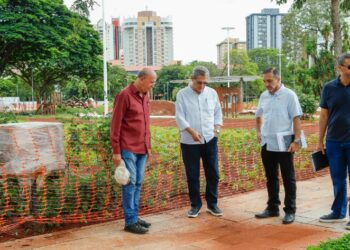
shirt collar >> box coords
[189,85,207,95]
[270,84,285,96]
[130,83,146,95]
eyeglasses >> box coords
[341,64,350,70]
[195,80,207,85]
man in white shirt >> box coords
[255,67,303,224]
[175,66,223,218]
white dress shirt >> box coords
[175,85,223,144]
[256,85,303,152]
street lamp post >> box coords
[278,48,282,80]
[222,27,234,88]
[102,0,108,116]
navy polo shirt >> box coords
[320,77,350,141]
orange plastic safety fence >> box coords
[0,122,326,234]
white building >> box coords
[122,10,174,66]
[217,38,246,69]
[94,20,115,61]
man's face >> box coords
[338,58,350,78]
[263,72,280,94]
[140,74,156,93]
[191,75,207,93]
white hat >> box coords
[114,159,130,185]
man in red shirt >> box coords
[110,68,156,234]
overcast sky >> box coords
[64,0,292,64]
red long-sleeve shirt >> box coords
[110,84,151,154]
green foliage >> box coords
[0,108,17,124]
[189,61,222,77]
[0,0,102,102]
[248,48,284,73]
[108,66,136,98]
[154,64,192,101]
[227,49,259,76]
[307,234,350,250]
[298,93,318,116]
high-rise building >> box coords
[122,10,174,66]
[216,38,246,69]
[246,8,285,51]
[112,18,121,60]
[94,19,116,61]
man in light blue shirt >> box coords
[255,67,303,225]
[175,66,223,218]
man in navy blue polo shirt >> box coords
[318,52,350,230]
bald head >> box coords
[137,68,157,79]
[134,68,157,94]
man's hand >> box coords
[190,131,202,142]
[317,142,325,154]
[112,154,121,166]
[288,142,300,153]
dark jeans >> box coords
[326,140,350,217]
[181,137,219,209]
[261,145,296,214]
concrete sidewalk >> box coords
[0,175,348,250]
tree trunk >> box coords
[331,0,342,57]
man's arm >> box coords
[317,108,328,154]
[175,92,201,142]
[110,94,127,166]
[256,116,262,143]
[288,116,301,153]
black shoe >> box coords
[346,221,350,230]
[255,209,279,219]
[187,207,200,218]
[282,213,295,224]
[138,218,151,228]
[124,223,148,234]
[206,205,223,217]
[319,212,346,223]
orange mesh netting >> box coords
[0,119,326,233]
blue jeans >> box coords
[121,149,147,226]
[326,140,350,217]
[180,137,219,209]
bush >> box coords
[299,93,318,118]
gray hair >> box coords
[263,67,280,78]
[191,66,210,79]
[337,52,350,66]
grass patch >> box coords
[307,234,350,250]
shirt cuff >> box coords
[113,147,121,154]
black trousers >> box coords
[181,137,219,209]
[261,145,296,214]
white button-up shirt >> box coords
[256,85,303,151]
[175,85,223,144]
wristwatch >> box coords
[293,138,302,146]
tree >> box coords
[279,0,331,61]
[0,0,102,103]
[248,48,288,74]
[70,0,97,17]
[108,65,136,98]
[276,0,350,57]
[224,49,263,100]
[154,65,192,101]
[188,61,221,77]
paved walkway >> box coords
[0,175,348,250]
